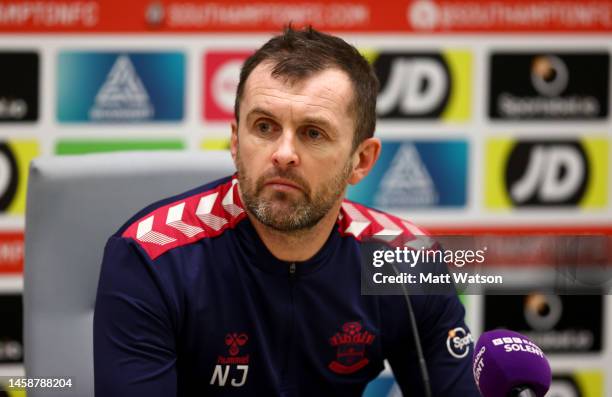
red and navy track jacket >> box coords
[94,175,480,396]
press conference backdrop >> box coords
[1,1,611,396]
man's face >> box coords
[232,62,357,232]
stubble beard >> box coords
[236,151,353,233]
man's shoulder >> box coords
[115,174,247,260]
[338,199,434,249]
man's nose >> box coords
[271,130,300,169]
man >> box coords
[94,27,479,396]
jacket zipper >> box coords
[281,262,297,395]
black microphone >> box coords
[390,262,432,397]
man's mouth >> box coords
[264,178,303,192]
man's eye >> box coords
[256,122,272,134]
[306,128,322,140]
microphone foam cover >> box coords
[473,329,551,397]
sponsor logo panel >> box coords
[484,293,603,354]
[0,232,23,274]
[203,51,252,122]
[0,52,38,122]
[371,50,471,120]
[0,140,39,214]
[489,53,609,120]
[485,138,607,208]
[0,294,23,364]
[55,139,184,155]
[57,52,184,122]
[347,140,468,208]
[201,138,231,151]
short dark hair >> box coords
[234,26,379,149]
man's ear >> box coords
[348,137,381,185]
[230,121,238,163]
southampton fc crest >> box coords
[328,321,376,374]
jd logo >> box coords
[374,53,450,118]
[505,141,588,206]
[0,143,18,211]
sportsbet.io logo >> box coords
[531,55,568,97]
[446,327,473,359]
[484,294,603,354]
[489,53,609,120]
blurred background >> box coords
[0,0,611,395]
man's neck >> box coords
[246,201,343,262]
